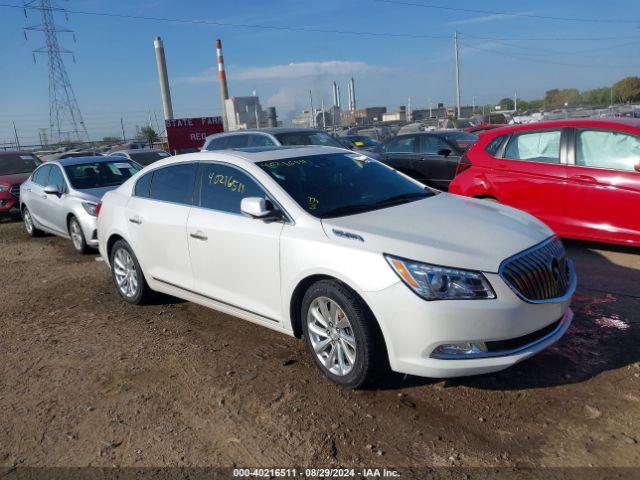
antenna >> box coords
[24,0,89,143]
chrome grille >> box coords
[10,185,20,197]
[499,237,575,303]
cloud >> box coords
[449,12,531,25]
[236,60,383,81]
[173,60,385,85]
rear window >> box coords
[129,151,170,166]
[0,154,40,175]
[63,161,140,190]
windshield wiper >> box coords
[320,192,429,218]
[372,191,430,207]
[320,203,380,218]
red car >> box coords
[0,151,41,219]
[449,118,640,247]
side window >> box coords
[485,135,508,157]
[419,135,452,155]
[205,136,229,151]
[199,163,265,214]
[148,163,197,205]
[47,166,67,192]
[247,135,276,147]
[386,136,415,153]
[225,135,249,149]
[134,171,152,198]
[32,165,52,186]
[577,129,640,171]
[503,130,561,164]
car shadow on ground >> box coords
[382,241,640,391]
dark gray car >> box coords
[202,128,345,151]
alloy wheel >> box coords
[70,219,83,251]
[113,247,139,298]
[23,210,33,235]
[307,296,357,376]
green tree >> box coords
[498,97,515,110]
[544,88,580,108]
[140,126,159,146]
[612,76,640,103]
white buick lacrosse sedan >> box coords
[97,146,575,388]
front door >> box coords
[187,162,284,322]
[414,135,460,190]
[565,128,640,244]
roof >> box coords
[57,155,135,166]
[487,117,640,135]
[139,145,350,169]
[111,148,167,154]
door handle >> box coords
[129,216,142,224]
[570,174,597,183]
[190,231,208,241]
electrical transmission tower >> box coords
[24,0,89,143]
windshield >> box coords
[275,131,344,148]
[257,153,435,218]
[345,136,379,148]
[63,161,140,190]
[129,151,170,166]
[0,154,40,175]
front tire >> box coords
[22,206,43,237]
[109,239,153,305]
[301,280,386,389]
[69,216,89,254]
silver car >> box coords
[20,156,141,253]
[109,148,171,166]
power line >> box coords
[373,0,640,24]
[2,2,640,42]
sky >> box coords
[1,0,639,144]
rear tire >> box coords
[69,216,89,254]
[301,280,387,389]
[22,206,43,237]
[109,239,154,305]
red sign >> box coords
[165,116,223,151]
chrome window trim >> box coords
[498,236,577,304]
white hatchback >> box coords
[97,146,575,388]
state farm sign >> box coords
[165,116,223,151]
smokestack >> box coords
[337,85,341,108]
[332,81,340,108]
[216,39,230,131]
[154,37,173,120]
[349,77,356,111]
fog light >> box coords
[432,342,487,358]
[0,200,7,206]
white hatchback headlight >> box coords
[82,202,98,217]
[385,254,496,301]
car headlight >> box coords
[0,185,9,192]
[385,254,496,300]
[82,202,98,217]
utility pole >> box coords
[454,31,461,118]
[321,99,326,129]
[12,122,21,150]
[309,90,315,128]
[514,91,518,112]
[429,98,432,118]
[120,118,126,142]
[472,95,476,112]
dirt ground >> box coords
[1,219,639,474]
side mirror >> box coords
[43,184,60,196]
[241,197,280,220]
[635,164,640,173]
[438,148,453,157]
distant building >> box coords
[340,107,387,126]
[225,96,268,131]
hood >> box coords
[321,193,553,273]
[73,186,118,203]
[0,172,32,186]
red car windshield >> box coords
[0,154,40,176]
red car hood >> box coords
[0,172,31,186]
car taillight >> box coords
[455,154,472,176]
[95,202,102,217]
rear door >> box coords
[488,128,568,233]
[26,164,52,225]
[565,128,640,244]
[414,134,460,190]
[381,135,420,178]
[40,165,69,234]
[125,163,198,289]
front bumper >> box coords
[77,213,99,247]
[0,194,20,217]
[364,273,573,378]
